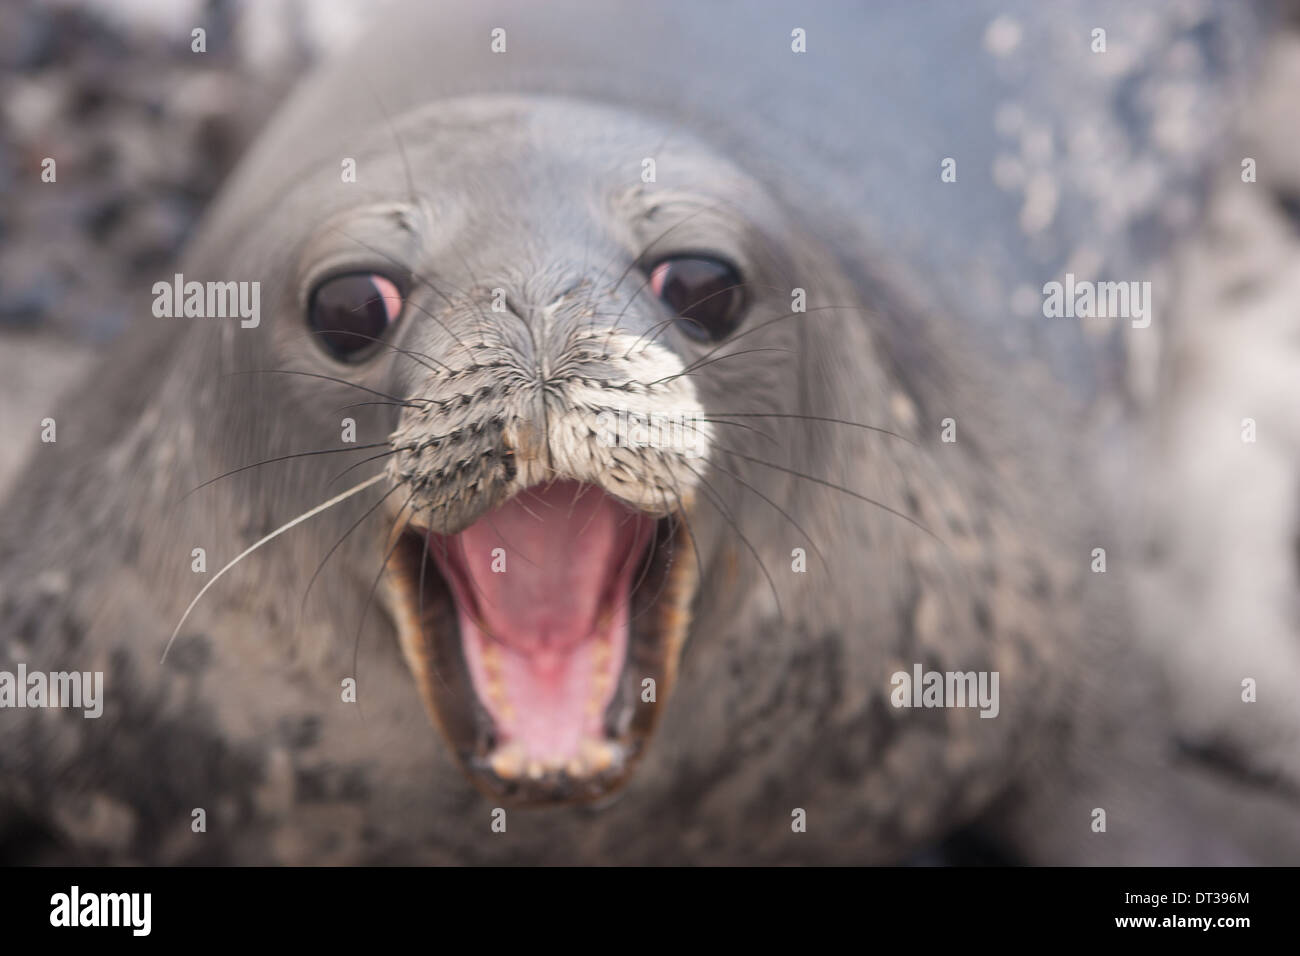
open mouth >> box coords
[389,480,697,804]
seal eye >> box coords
[648,256,745,342]
[307,273,404,362]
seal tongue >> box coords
[430,483,654,768]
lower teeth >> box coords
[485,738,623,781]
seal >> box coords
[2,0,1297,864]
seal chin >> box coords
[389,480,697,805]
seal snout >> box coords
[382,329,710,803]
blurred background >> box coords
[0,0,384,495]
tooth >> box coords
[579,739,616,773]
[544,755,567,773]
[527,760,545,780]
[489,743,527,780]
[566,758,585,777]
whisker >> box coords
[332,400,414,414]
[622,280,785,357]
[698,417,779,445]
[708,412,915,446]
[602,268,661,355]
[566,481,598,520]
[643,347,792,387]
[705,454,828,569]
[720,446,942,543]
[351,492,418,712]
[306,323,455,376]
[362,75,418,205]
[606,202,729,302]
[593,202,730,356]
[180,442,390,503]
[678,303,867,383]
[332,227,474,352]
[415,521,455,696]
[326,447,401,489]
[227,368,414,405]
[663,484,707,593]
[300,481,404,619]
[624,316,677,357]
[451,527,502,623]
[614,510,674,625]
[162,472,386,663]
[684,463,783,620]
[625,509,678,625]
[484,509,543,572]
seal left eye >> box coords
[307,273,404,362]
[649,255,746,342]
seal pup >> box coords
[1,0,1297,864]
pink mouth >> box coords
[429,482,656,777]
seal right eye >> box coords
[307,273,404,362]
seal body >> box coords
[2,0,1296,864]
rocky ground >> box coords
[0,0,377,494]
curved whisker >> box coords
[706,453,827,569]
[662,484,707,599]
[681,460,783,620]
[351,491,419,715]
[180,442,390,503]
[720,446,942,544]
[300,480,404,620]
[685,303,870,373]
[643,347,792,387]
[305,322,456,376]
[162,472,387,663]
[623,280,789,357]
[331,226,473,352]
[227,368,415,405]
[698,417,779,445]
[709,412,915,446]
[327,447,402,489]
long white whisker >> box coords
[161,472,387,663]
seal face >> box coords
[381,315,711,802]
[278,95,815,804]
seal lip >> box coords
[388,483,698,805]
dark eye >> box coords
[307,273,404,362]
[648,256,746,342]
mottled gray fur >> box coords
[1,1,1296,863]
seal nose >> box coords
[503,417,547,470]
